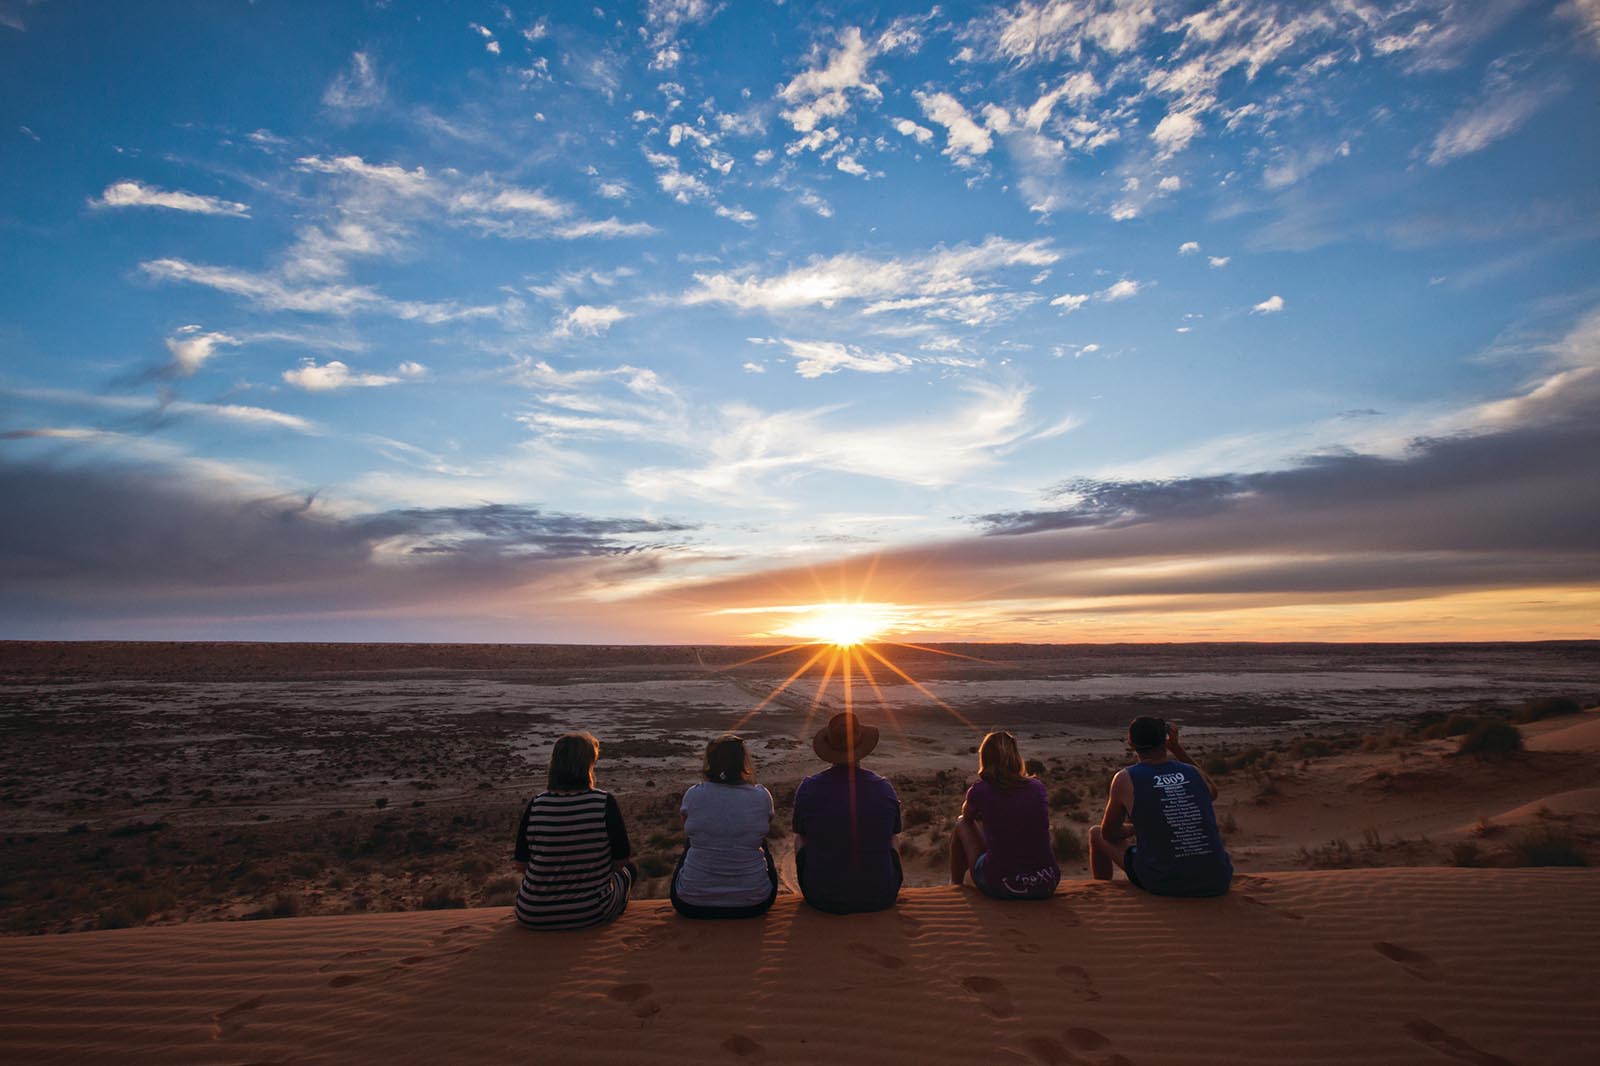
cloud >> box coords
[162,326,239,376]
[553,305,629,338]
[1208,255,1230,268]
[989,0,1161,63]
[892,118,934,144]
[779,26,882,135]
[1252,294,1285,314]
[1101,278,1142,301]
[681,236,1058,325]
[625,380,1035,500]
[282,359,403,391]
[1052,279,1142,312]
[1179,241,1200,255]
[1427,64,1553,166]
[913,91,994,167]
[89,180,249,217]
[776,339,914,378]
[0,454,693,625]
[644,0,722,69]
[323,51,384,111]
[1051,293,1090,313]
[1151,110,1201,155]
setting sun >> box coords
[777,603,895,647]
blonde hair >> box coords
[978,731,1029,791]
[547,732,599,791]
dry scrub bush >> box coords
[1511,827,1589,867]
[1052,826,1085,864]
[1457,720,1523,757]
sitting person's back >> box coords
[793,713,902,914]
[1091,716,1232,898]
[672,734,778,919]
[513,732,636,930]
[949,731,1060,900]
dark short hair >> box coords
[1129,716,1168,753]
[547,732,599,791]
[704,733,753,785]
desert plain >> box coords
[2,639,1598,1065]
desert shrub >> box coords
[1360,729,1407,752]
[1299,838,1355,868]
[244,892,303,920]
[1220,810,1239,834]
[637,853,673,878]
[96,906,136,929]
[420,885,467,909]
[1288,737,1334,759]
[456,856,492,878]
[903,803,934,828]
[482,876,518,906]
[120,888,177,921]
[1052,826,1085,863]
[1201,755,1230,777]
[1417,713,1486,740]
[1516,696,1582,723]
[1025,759,1047,777]
[1049,786,1080,809]
[374,797,388,809]
[108,821,166,838]
[1449,841,1484,867]
[1458,720,1523,757]
[1511,827,1589,867]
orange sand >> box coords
[3,868,1596,1065]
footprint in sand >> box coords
[318,948,379,973]
[1374,942,1441,982]
[607,981,662,1018]
[1176,964,1225,986]
[847,942,907,970]
[210,994,264,1039]
[1064,1027,1111,1051]
[1237,894,1306,921]
[397,946,475,967]
[1023,1035,1071,1065]
[961,975,1014,1018]
[722,1033,764,1057]
[1053,964,1102,1002]
[999,926,1044,954]
[327,974,364,988]
[1404,1018,1518,1066]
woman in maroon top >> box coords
[949,731,1060,900]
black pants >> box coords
[795,846,903,915]
[670,843,779,920]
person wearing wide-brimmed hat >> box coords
[791,712,903,914]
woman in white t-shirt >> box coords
[670,734,779,919]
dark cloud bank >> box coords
[0,458,693,628]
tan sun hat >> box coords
[812,712,880,765]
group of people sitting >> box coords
[512,711,1233,931]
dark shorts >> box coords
[796,846,903,914]
[670,844,778,920]
[1122,845,1145,890]
[973,853,1060,900]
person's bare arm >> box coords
[1167,726,1217,800]
[1099,770,1134,843]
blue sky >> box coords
[2,0,1598,642]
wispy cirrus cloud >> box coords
[89,180,249,217]
[680,237,1059,327]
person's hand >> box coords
[1167,723,1181,746]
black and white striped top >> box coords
[513,789,632,929]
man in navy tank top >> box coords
[1090,716,1232,897]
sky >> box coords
[1,0,1598,644]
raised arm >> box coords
[1167,726,1217,800]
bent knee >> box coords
[1089,825,1104,844]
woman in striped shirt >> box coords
[513,732,636,930]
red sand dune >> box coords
[3,868,1596,1065]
